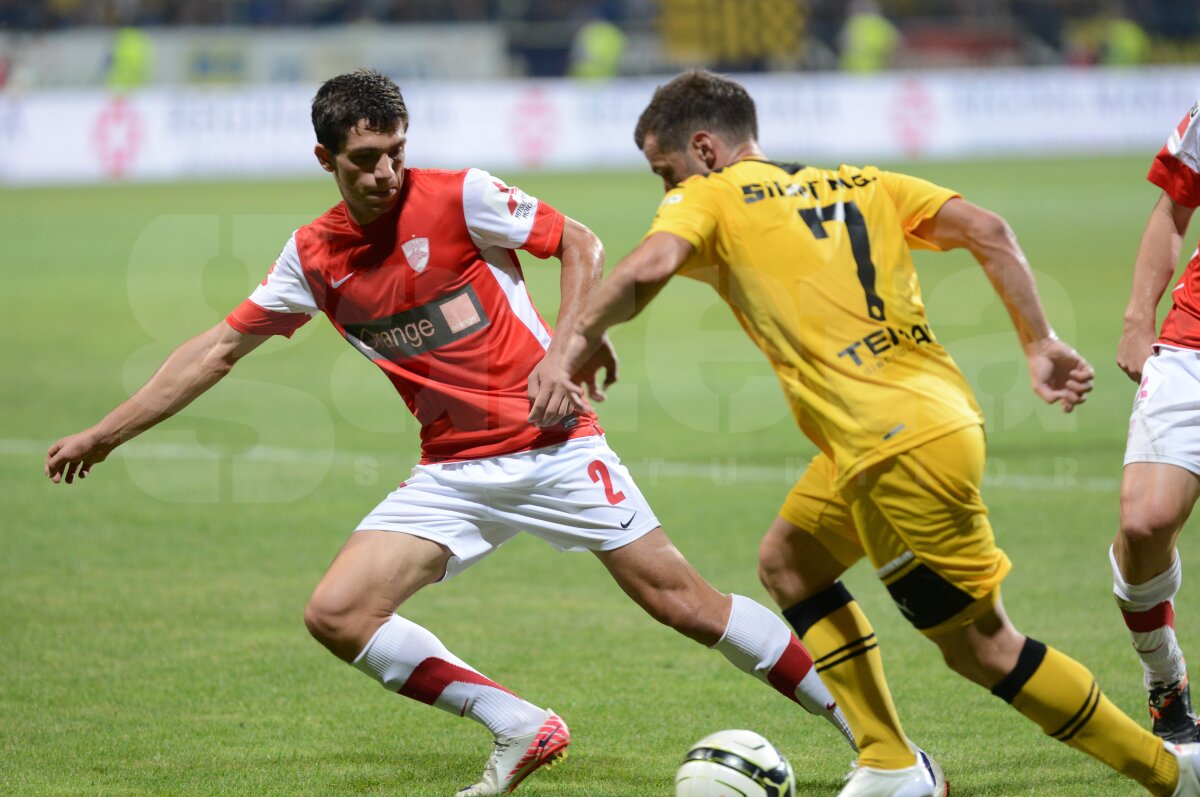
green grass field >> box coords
[2,154,1189,796]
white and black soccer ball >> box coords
[675,729,796,797]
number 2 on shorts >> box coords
[587,459,627,505]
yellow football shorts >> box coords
[779,425,1011,636]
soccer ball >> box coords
[675,729,796,797]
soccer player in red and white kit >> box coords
[43,70,852,795]
[1114,100,1200,744]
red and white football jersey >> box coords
[1149,101,1200,350]
[226,168,601,462]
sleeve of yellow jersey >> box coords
[877,170,962,252]
[643,178,718,275]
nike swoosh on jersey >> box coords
[620,511,637,529]
[331,272,356,288]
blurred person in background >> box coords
[839,0,899,73]
[568,7,627,80]
[1100,2,1151,66]
[105,25,153,90]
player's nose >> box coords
[374,154,396,184]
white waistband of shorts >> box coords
[1154,343,1200,356]
[420,433,606,471]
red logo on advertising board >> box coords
[510,86,559,169]
[92,97,143,179]
[889,78,936,158]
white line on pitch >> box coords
[7,437,1120,492]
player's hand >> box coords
[45,430,114,484]
[527,351,589,428]
[574,334,619,403]
[1026,336,1095,413]
[1116,320,1157,384]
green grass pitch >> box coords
[2,154,1187,795]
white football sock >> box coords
[1111,546,1187,689]
[713,594,790,677]
[353,615,546,738]
[713,594,853,746]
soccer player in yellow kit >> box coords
[536,70,1200,796]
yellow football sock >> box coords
[992,638,1178,796]
[784,583,915,769]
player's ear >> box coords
[314,144,336,173]
[691,132,717,170]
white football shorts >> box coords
[356,435,661,579]
[1125,345,1200,475]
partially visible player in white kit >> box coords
[1114,100,1200,744]
[43,70,851,795]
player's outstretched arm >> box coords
[577,231,694,346]
[1117,192,1194,383]
[557,232,695,410]
[913,197,1095,412]
[45,321,270,484]
[528,216,606,427]
[529,231,693,420]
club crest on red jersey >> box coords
[402,237,430,273]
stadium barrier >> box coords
[0,25,508,87]
[3,66,1199,185]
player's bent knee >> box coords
[304,589,386,660]
[302,596,345,647]
[1119,510,1183,550]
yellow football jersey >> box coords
[647,159,984,488]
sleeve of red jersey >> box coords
[461,168,565,258]
[226,234,319,338]
[1148,102,1200,209]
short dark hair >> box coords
[634,70,758,154]
[312,69,408,153]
